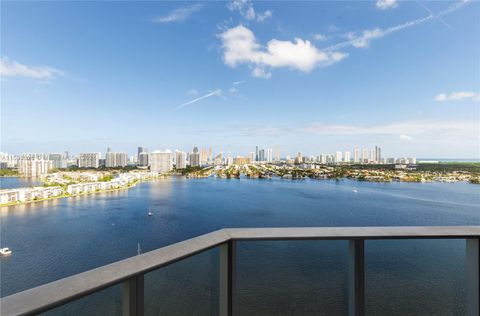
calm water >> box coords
[1,178,479,315]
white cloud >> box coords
[313,34,329,41]
[153,3,203,23]
[177,89,222,109]
[301,120,478,141]
[232,80,245,85]
[435,91,480,102]
[376,0,398,10]
[228,0,272,22]
[399,134,414,141]
[326,1,469,51]
[0,56,63,80]
[219,25,347,78]
[228,87,238,94]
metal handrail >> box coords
[1,226,479,316]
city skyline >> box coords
[1,1,479,158]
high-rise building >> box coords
[362,149,368,163]
[344,151,351,163]
[266,148,273,162]
[273,146,280,162]
[294,152,303,164]
[48,153,67,169]
[138,147,149,166]
[375,146,381,164]
[150,151,173,173]
[255,146,259,162]
[258,149,265,162]
[354,147,360,163]
[175,151,187,169]
[78,153,100,168]
[226,156,233,166]
[335,151,342,163]
[189,147,200,167]
[18,157,53,176]
[214,152,223,165]
[370,149,376,163]
[106,151,127,167]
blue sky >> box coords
[1,0,479,158]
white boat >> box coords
[352,189,358,193]
[148,211,153,216]
[0,247,12,256]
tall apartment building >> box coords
[266,148,273,162]
[273,146,280,162]
[138,147,149,166]
[175,151,187,169]
[335,151,342,163]
[362,149,368,163]
[150,151,173,174]
[48,153,67,169]
[258,149,265,162]
[344,151,351,163]
[189,147,200,167]
[18,157,53,176]
[370,149,376,163]
[78,153,100,168]
[354,147,360,163]
[0,152,18,168]
[106,152,127,167]
[375,146,381,163]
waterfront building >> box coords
[105,151,127,167]
[273,146,280,162]
[138,147,149,166]
[375,146,381,163]
[18,157,53,176]
[234,156,251,165]
[362,149,368,163]
[175,151,187,169]
[266,148,273,162]
[226,156,233,166]
[370,149,376,163]
[249,152,255,163]
[199,148,211,165]
[354,147,360,163]
[294,152,303,164]
[255,146,259,162]
[258,149,265,162]
[344,151,351,163]
[189,147,200,167]
[78,153,100,168]
[48,153,67,169]
[335,151,342,163]
[150,150,173,174]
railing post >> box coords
[123,274,144,316]
[219,240,236,316]
[467,238,479,316]
[349,239,365,316]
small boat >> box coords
[352,189,358,193]
[148,211,153,216]
[0,247,12,256]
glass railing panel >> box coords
[365,239,466,315]
[235,240,349,316]
[144,247,219,315]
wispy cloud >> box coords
[300,120,478,141]
[313,34,329,41]
[154,3,203,23]
[376,0,398,10]
[435,91,480,102]
[228,0,272,22]
[400,134,414,141]
[177,89,222,109]
[219,25,347,78]
[326,0,469,51]
[233,80,245,85]
[0,56,63,80]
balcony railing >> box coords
[1,226,479,316]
